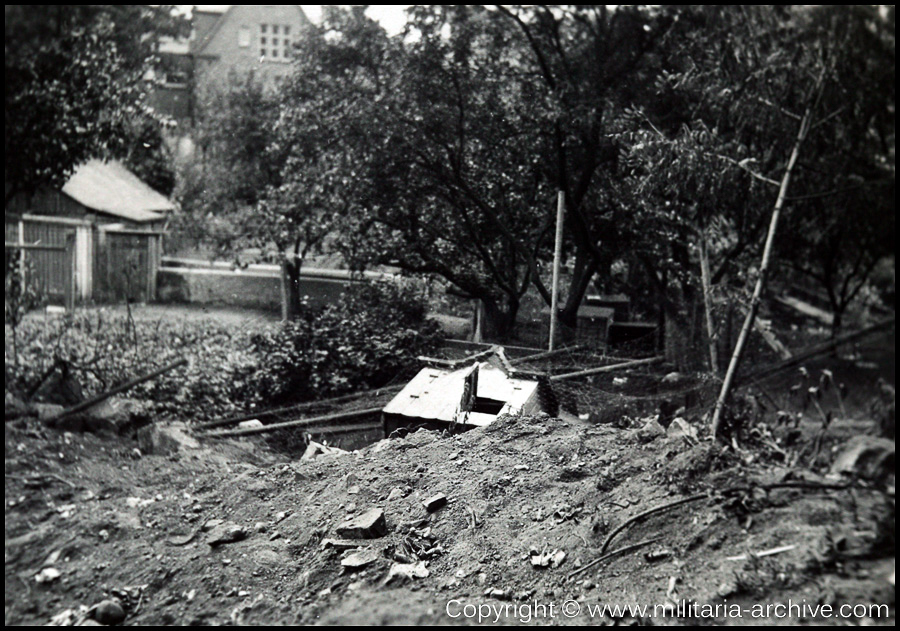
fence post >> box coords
[64,232,76,312]
[18,219,26,287]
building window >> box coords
[259,24,293,61]
[238,26,250,47]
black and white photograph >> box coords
[5,5,894,626]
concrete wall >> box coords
[156,266,360,312]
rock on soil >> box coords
[335,508,387,539]
[93,599,126,625]
[830,435,895,483]
[206,522,247,546]
[422,493,448,513]
[136,423,200,455]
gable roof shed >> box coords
[62,160,174,223]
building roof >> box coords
[192,5,310,56]
[62,160,174,223]
[383,362,541,428]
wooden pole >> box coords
[549,190,565,351]
[193,385,404,431]
[740,318,894,385]
[698,230,718,373]
[200,407,383,438]
[711,71,824,439]
[64,232,76,312]
[46,358,188,424]
[509,344,587,365]
[549,355,665,382]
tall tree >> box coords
[5,5,187,208]
[271,5,673,335]
[611,5,894,436]
[776,6,894,336]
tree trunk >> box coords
[481,294,520,341]
[281,255,303,321]
[559,251,599,330]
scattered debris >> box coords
[137,423,200,455]
[93,599,126,625]
[644,547,673,563]
[35,567,62,583]
[485,587,512,600]
[202,518,225,532]
[552,503,584,523]
[568,538,663,580]
[830,435,894,483]
[666,418,698,441]
[726,544,797,562]
[302,440,350,461]
[238,419,264,429]
[633,417,666,442]
[166,530,199,547]
[530,548,566,568]
[47,606,90,626]
[322,538,365,552]
[386,561,430,582]
[387,488,404,501]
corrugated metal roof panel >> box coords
[62,160,174,223]
[383,363,540,425]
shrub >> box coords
[5,280,443,420]
[5,310,263,420]
[245,280,443,405]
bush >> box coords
[5,310,262,420]
[245,280,444,405]
[5,280,443,420]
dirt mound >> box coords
[4,411,894,625]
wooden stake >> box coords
[509,344,587,365]
[193,385,404,431]
[200,407,383,438]
[549,190,565,351]
[699,230,718,373]
[46,358,188,424]
[711,70,825,440]
[549,355,664,382]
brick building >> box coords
[147,5,311,124]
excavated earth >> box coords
[4,405,895,625]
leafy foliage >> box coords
[171,72,284,266]
[5,254,43,372]
[245,280,443,405]
[616,5,894,368]
[4,5,187,208]
[270,6,675,337]
[5,281,441,419]
[5,310,259,419]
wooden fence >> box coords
[5,216,163,305]
[5,237,76,310]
